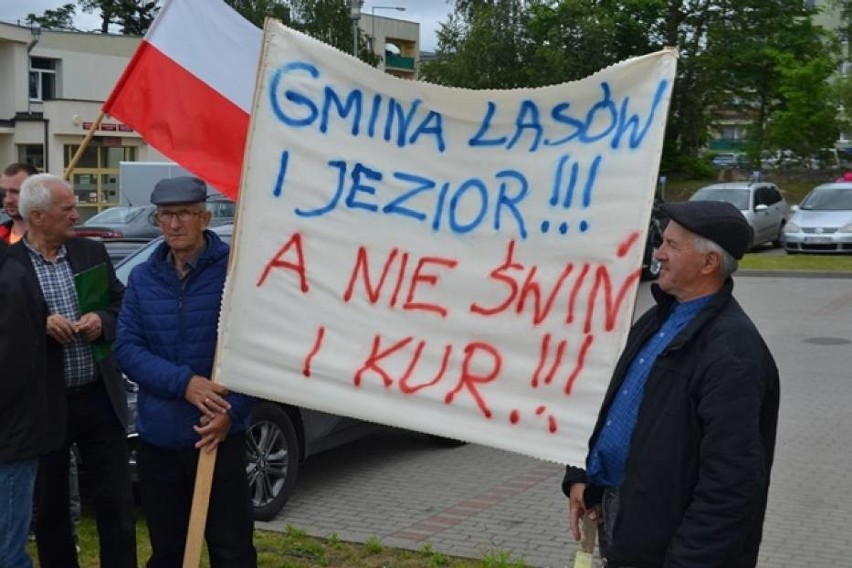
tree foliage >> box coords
[79,0,160,35]
[287,0,379,65]
[26,3,78,31]
[224,0,292,27]
[423,0,841,172]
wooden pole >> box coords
[63,111,106,180]
[182,447,219,567]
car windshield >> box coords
[85,206,148,225]
[799,187,852,211]
[114,225,233,284]
[691,188,750,210]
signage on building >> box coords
[81,121,133,133]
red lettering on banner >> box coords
[343,246,404,304]
[469,240,521,316]
[565,263,590,324]
[344,247,456,316]
[517,263,575,324]
[583,266,640,333]
[398,343,452,394]
[302,326,325,377]
[564,333,594,394]
[354,335,413,387]
[403,257,457,317]
[256,232,309,291]
[531,333,567,387]
[444,342,502,418]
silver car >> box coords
[782,183,852,254]
[689,182,789,249]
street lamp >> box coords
[371,6,406,56]
[350,0,364,57]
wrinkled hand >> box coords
[568,482,598,542]
[76,312,102,343]
[185,375,231,418]
[47,314,77,344]
[194,412,232,453]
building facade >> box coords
[0,22,169,220]
[359,13,418,79]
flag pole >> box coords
[183,447,219,567]
[63,111,106,180]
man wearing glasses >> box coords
[115,177,256,567]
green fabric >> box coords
[74,263,112,362]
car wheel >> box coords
[641,250,662,281]
[245,402,300,521]
[772,222,785,248]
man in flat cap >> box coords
[115,176,256,567]
[563,200,779,567]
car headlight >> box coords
[838,222,852,233]
[784,221,800,233]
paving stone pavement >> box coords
[259,275,852,567]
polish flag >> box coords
[103,0,260,200]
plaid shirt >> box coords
[24,239,96,388]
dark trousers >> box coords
[138,434,257,568]
[35,380,137,568]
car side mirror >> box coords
[791,204,799,212]
[754,204,768,212]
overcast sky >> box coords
[0,0,451,51]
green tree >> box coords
[26,3,78,31]
[79,0,161,35]
[287,0,379,65]
[766,52,840,162]
[224,0,292,27]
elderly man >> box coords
[0,240,50,568]
[115,177,256,567]
[10,174,136,568]
[563,201,779,567]
[0,163,39,244]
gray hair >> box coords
[690,232,738,279]
[19,174,72,220]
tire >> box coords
[772,222,785,248]
[245,402,300,521]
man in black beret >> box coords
[563,200,779,567]
[115,176,256,567]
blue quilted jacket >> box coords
[115,231,253,448]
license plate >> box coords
[804,236,832,244]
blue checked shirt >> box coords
[24,240,96,388]
[587,294,713,488]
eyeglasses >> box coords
[154,209,203,223]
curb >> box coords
[737,270,852,279]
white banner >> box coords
[216,21,677,464]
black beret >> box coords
[150,176,207,205]
[660,200,751,259]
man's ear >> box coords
[701,250,721,275]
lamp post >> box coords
[350,0,364,57]
[371,6,406,56]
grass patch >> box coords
[26,510,532,567]
[740,253,852,271]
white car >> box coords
[782,183,852,254]
[689,182,789,249]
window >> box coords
[64,144,136,221]
[29,57,58,101]
[17,145,44,171]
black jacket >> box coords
[0,241,53,462]
[563,279,779,568]
[8,237,130,451]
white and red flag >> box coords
[102,0,260,200]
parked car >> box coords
[75,204,160,239]
[688,182,789,249]
[782,182,852,254]
[113,224,462,520]
[710,152,749,169]
[641,198,667,281]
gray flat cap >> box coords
[150,176,207,205]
